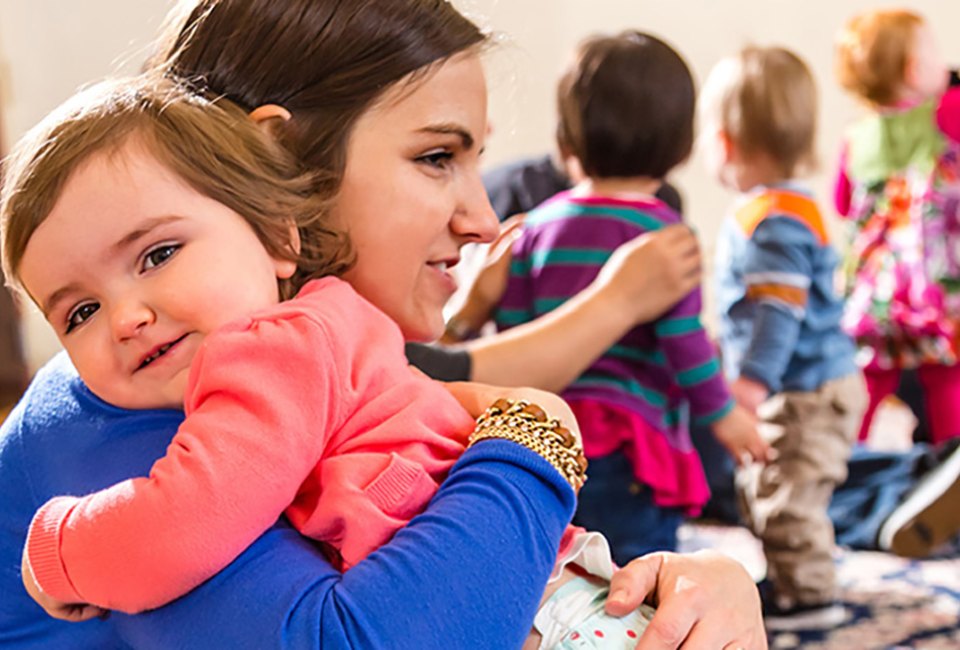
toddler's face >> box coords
[18,140,295,410]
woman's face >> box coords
[333,53,499,342]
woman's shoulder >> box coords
[1,352,182,498]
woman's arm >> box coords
[467,224,701,392]
[3,356,575,649]
[118,440,576,650]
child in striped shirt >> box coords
[495,31,767,565]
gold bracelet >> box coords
[468,398,588,491]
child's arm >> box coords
[24,314,347,615]
[735,218,813,398]
[655,286,768,464]
[834,142,854,217]
[936,84,960,143]
[654,288,733,428]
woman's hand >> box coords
[21,549,107,622]
[441,215,525,344]
[606,550,767,649]
[443,381,581,445]
[594,224,701,326]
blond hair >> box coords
[700,45,817,178]
[835,9,922,107]
[1,75,352,300]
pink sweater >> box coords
[26,277,476,613]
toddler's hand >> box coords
[729,376,769,415]
[711,404,770,466]
[21,549,107,622]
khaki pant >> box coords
[735,372,867,607]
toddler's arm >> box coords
[24,314,345,614]
[937,84,960,143]
[656,293,768,463]
[833,143,853,217]
[654,287,733,428]
[736,218,812,394]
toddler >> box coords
[700,46,866,631]
[835,9,960,444]
[494,31,768,566]
[5,77,650,648]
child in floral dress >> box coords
[835,9,960,443]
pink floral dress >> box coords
[836,91,960,370]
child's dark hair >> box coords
[555,30,695,180]
[1,75,352,300]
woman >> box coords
[0,0,765,647]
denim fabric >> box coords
[573,451,684,566]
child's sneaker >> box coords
[758,580,848,632]
[877,439,960,558]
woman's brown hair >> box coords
[150,0,488,199]
[1,75,350,300]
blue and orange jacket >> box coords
[714,184,856,393]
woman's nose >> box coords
[452,171,499,244]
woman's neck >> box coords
[572,176,662,199]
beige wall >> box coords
[1,0,172,370]
[4,0,960,370]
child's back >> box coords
[499,191,727,513]
[715,186,856,393]
[835,9,960,445]
[495,31,764,564]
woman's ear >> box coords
[249,104,292,130]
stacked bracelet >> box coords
[468,398,588,491]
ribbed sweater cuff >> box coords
[26,497,84,603]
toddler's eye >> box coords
[66,302,99,333]
[142,244,180,271]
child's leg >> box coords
[916,364,960,444]
[858,366,901,442]
[736,373,867,607]
[573,451,683,566]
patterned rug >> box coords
[678,523,960,649]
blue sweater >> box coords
[0,353,573,649]
[714,185,857,393]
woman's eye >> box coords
[142,244,180,271]
[418,150,454,169]
[66,302,99,333]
